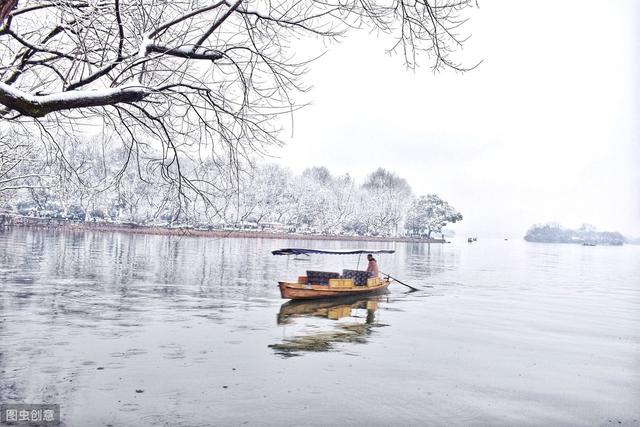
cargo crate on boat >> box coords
[329,278,354,288]
[367,277,382,287]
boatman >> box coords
[366,254,379,278]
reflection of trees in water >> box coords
[270,296,387,357]
[404,242,459,278]
[0,228,291,326]
[0,296,14,401]
[0,228,418,334]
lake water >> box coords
[1,228,638,426]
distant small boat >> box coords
[583,242,597,246]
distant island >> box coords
[524,223,625,246]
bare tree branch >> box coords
[0,0,478,220]
[0,82,148,116]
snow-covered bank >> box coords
[0,213,446,243]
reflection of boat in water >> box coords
[270,295,385,357]
[272,248,395,300]
[277,295,381,325]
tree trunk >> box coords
[0,0,18,25]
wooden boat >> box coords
[272,248,395,300]
[278,277,391,300]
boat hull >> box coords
[278,279,391,300]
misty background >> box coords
[272,0,640,238]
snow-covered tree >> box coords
[0,0,477,211]
[361,167,413,236]
[0,129,44,196]
[291,167,335,232]
[235,163,295,227]
[284,167,356,233]
[405,194,462,238]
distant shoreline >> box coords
[524,223,626,246]
[0,213,447,244]
[523,240,625,246]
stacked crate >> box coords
[367,277,382,287]
[328,278,354,289]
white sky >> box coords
[271,0,640,238]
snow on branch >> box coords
[0,0,477,212]
[0,82,149,117]
[145,44,223,61]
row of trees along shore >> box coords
[0,137,462,238]
[0,0,475,239]
[524,223,626,246]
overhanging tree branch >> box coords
[0,82,149,116]
[0,0,478,219]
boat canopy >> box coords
[271,248,396,256]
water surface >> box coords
[1,228,638,426]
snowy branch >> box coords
[0,0,477,212]
[0,82,149,117]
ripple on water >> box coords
[109,348,148,358]
[0,230,638,426]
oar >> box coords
[381,271,419,292]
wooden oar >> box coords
[381,271,419,292]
